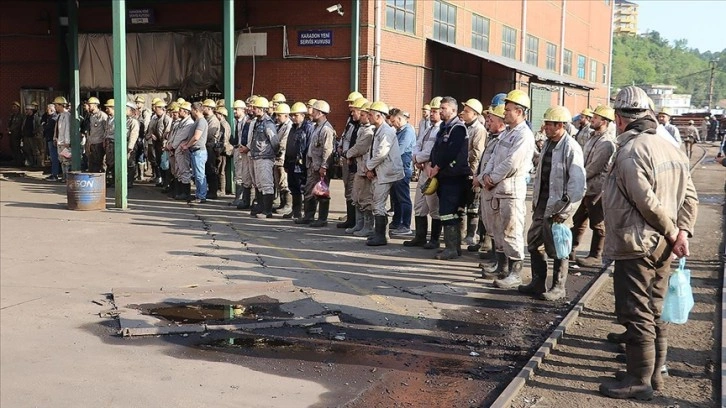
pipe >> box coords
[68,0,81,171]
[373,0,382,101]
[112,0,128,208]
[607,0,614,100]
[350,0,360,92]
[559,0,566,105]
[520,0,527,63]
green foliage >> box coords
[612,32,726,107]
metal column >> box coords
[68,0,81,171]
[223,0,235,194]
[112,0,128,208]
[350,0,360,92]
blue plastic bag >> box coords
[160,151,170,171]
[661,258,694,324]
[551,221,572,259]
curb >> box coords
[490,264,612,408]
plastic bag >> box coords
[160,151,170,170]
[661,258,694,324]
[551,221,572,259]
[59,147,72,159]
[313,177,330,199]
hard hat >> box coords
[543,106,573,123]
[580,108,593,117]
[312,100,330,114]
[169,102,180,112]
[216,106,228,117]
[246,95,257,105]
[202,99,217,108]
[504,90,531,109]
[614,86,650,111]
[24,104,34,110]
[369,101,390,115]
[176,97,186,104]
[274,103,290,115]
[489,104,506,119]
[125,101,137,110]
[307,98,317,107]
[688,119,694,125]
[179,101,192,111]
[216,99,225,108]
[491,93,508,107]
[346,91,363,102]
[360,101,372,112]
[657,107,672,117]
[271,93,287,103]
[429,96,443,109]
[53,96,68,105]
[421,176,438,195]
[104,99,114,107]
[233,100,246,109]
[422,104,431,110]
[12,101,21,107]
[151,97,162,105]
[87,97,100,105]
[351,97,368,109]
[290,102,307,114]
[463,98,484,115]
[252,97,270,109]
[153,100,167,108]
[593,105,615,121]
[135,96,145,103]
[30,101,39,107]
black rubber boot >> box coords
[403,216,428,247]
[284,194,302,219]
[174,183,190,201]
[237,187,252,210]
[257,194,274,219]
[230,183,243,206]
[481,251,507,279]
[494,258,523,289]
[463,214,479,247]
[518,250,548,295]
[250,189,263,217]
[424,218,442,249]
[310,199,329,227]
[435,224,460,260]
[337,200,356,228]
[542,259,569,301]
[366,215,388,246]
[295,197,316,224]
[599,343,655,400]
[577,230,605,268]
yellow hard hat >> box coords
[463,98,484,115]
[307,98,317,107]
[246,95,258,105]
[421,176,438,195]
[153,100,167,108]
[87,97,101,105]
[312,100,330,114]
[104,99,114,107]
[360,102,373,113]
[369,101,390,115]
[216,99,225,108]
[169,102,180,113]
[176,97,186,104]
[489,104,505,119]
[271,93,287,103]
[134,96,145,103]
[253,97,270,109]
[346,91,363,102]
[422,104,431,110]
[274,103,290,115]
[151,97,162,105]
[350,97,368,109]
[12,101,21,107]
[543,106,573,123]
[430,96,443,109]
[504,90,531,109]
[30,101,39,107]
[593,105,615,121]
[657,107,672,117]
[202,99,217,108]
[53,96,68,105]
[179,101,192,111]
[580,108,593,117]
[233,100,246,109]
[290,102,307,114]
[216,106,228,117]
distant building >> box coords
[641,84,692,115]
[614,0,639,36]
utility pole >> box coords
[708,59,717,109]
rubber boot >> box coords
[424,219,442,249]
[309,199,329,227]
[295,197,316,224]
[541,259,569,301]
[494,258,523,288]
[346,207,364,234]
[481,251,507,279]
[257,194,274,219]
[275,191,290,214]
[519,250,548,295]
[435,224,460,260]
[284,194,302,219]
[250,189,263,217]
[355,211,374,237]
[175,183,190,201]
[230,183,243,206]
[615,335,667,391]
[166,178,176,198]
[237,187,252,210]
[337,201,356,228]
[155,166,164,187]
[468,221,486,252]
[463,214,479,246]
[577,231,605,268]
[366,215,388,246]
[478,237,495,259]
[599,343,655,400]
[403,216,428,247]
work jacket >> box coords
[275,118,292,166]
[249,115,278,160]
[306,120,336,171]
[532,133,586,220]
[430,117,470,179]
[466,119,487,176]
[284,120,314,174]
[413,121,440,165]
[483,120,535,199]
[366,122,404,184]
[346,123,375,177]
[582,128,616,197]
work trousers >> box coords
[571,194,606,249]
[174,146,192,184]
[274,164,289,193]
[372,178,395,216]
[526,201,557,258]
[47,140,60,177]
[341,164,355,201]
[684,141,694,159]
[10,133,22,165]
[233,149,253,188]
[287,169,306,196]
[216,154,227,194]
[413,170,440,219]
[490,196,526,260]
[251,158,275,195]
[352,173,374,212]
[436,175,468,226]
[204,146,220,196]
[303,166,331,200]
[87,143,105,173]
[479,188,495,238]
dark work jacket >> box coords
[285,119,314,174]
[42,113,58,142]
[431,116,470,178]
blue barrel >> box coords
[66,172,106,211]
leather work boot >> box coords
[600,343,655,400]
[309,199,330,227]
[493,258,523,288]
[518,250,548,295]
[435,224,460,260]
[337,200,356,228]
[295,197,316,224]
[423,218,441,249]
[577,230,605,268]
[284,194,302,219]
[366,215,388,246]
[346,207,365,234]
[403,216,428,247]
[541,259,569,301]
[481,251,507,279]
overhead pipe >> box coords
[373,0,381,101]
[350,0,360,92]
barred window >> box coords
[386,0,415,34]
[472,14,490,52]
[546,42,557,71]
[502,26,517,59]
[433,1,456,43]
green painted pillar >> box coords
[112,0,128,208]
[350,0,360,92]
[68,0,81,170]
[223,0,235,194]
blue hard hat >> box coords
[491,93,507,107]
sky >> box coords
[634,0,726,53]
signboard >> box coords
[298,30,333,47]
[128,8,155,25]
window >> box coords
[471,14,490,52]
[546,42,557,71]
[602,63,607,84]
[590,59,597,82]
[525,35,539,66]
[433,1,456,43]
[502,26,517,59]
[563,49,572,75]
[577,55,586,79]
[385,0,415,34]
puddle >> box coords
[132,295,293,324]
